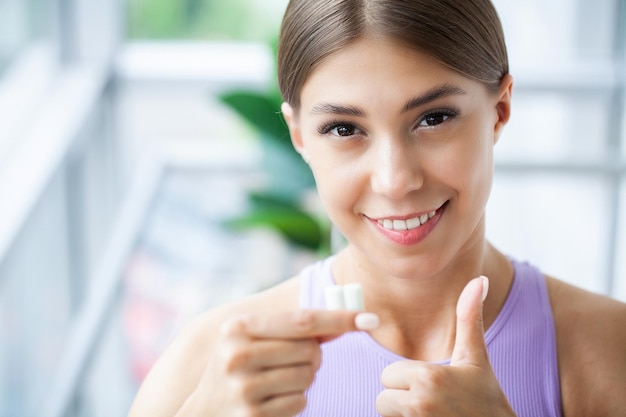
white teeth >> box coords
[377,208,438,231]
[406,217,421,229]
[393,219,407,230]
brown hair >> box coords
[277,0,509,108]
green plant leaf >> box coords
[216,41,329,253]
[225,205,324,251]
[248,190,299,207]
[219,91,288,142]
[219,89,315,191]
[259,139,316,192]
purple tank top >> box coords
[297,257,563,417]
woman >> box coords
[128,1,626,416]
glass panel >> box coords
[0,0,29,76]
[72,299,136,417]
[115,83,259,163]
[486,173,610,295]
[0,0,52,76]
[117,169,315,391]
[127,0,289,41]
[0,173,72,417]
[496,91,611,162]
[622,100,626,158]
[493,0,617,68]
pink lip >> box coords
[367,203,446,246]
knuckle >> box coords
[406,399,433,415]
[231,376,258,401]
[291,393,308,414]
[406,397,423,414]
[428,367,445,387]
[303,364,317,385]
[416,398,437,415]
[290,310,318,334]
[282,393,308,416]
[219,315,250,338]
[400,392,435,415]
[239,404,263,417]
[223,344,254,372]
[417,364,447,388]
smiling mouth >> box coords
[375,203,446,232]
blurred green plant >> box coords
[218,45,331,254]
[127,0,330,253]
[127,0,287,41]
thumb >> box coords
[450,276,490,367]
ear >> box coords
[281,102,310,163]
[493,74,513,144]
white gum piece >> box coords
[324,285,345,310]
[343,283,364,311]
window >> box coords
[0,0,51,75]
[0,1,125,416]
[487,0,625,298]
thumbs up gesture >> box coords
[376,277,517,417]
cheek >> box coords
[308,151,365,218]
[444,125,495,205]
[422,120,494,207]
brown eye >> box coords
[333,124,357,136]
[319,121,362,137]
[419,112,450,127]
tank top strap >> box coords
[485,259,563,417]
[485,259,555,344]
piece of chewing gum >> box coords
[324,285,346,310]
[343,283,364,311]
[324,283,364,311]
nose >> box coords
[370,137,424,199]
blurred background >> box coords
[0,0,624,416]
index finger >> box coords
[233,309,379,343]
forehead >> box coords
[299,38,482,112]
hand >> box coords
[376,277,517,417]
[180,309,379,417]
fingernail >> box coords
[481,276,490,302]
[355,312,380,330]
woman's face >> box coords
[283,38,512,279]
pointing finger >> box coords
[450,276,490,367]
[225,309,379,343]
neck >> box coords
[333,241,513,361]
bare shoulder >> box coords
[545,276,626,417]
[127,276,300,417]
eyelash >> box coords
[316,108,459,138]
[415,108,459,128]
[317,120,362,137]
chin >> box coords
[353,244,449,281]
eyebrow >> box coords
[309,83,467,116]
[310,103,365,117]
[402,83,467,112]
